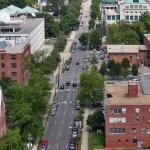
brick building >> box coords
[0,41,31,85]
[105,80,150,149]
[0,87,6,138]
[107,45,149,66]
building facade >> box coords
[0,18,45,53]
[0,42,31,85]
[0,87,6,138]
[102,0,150,25]
[105,81,150,149]
[107,44,149,65]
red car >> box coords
[40,139,48,150]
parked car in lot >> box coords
[66,81,71,86]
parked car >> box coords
[72,128,78,138]
[51,107,56,116]
[75,100,80,110]
[69,138,76,150]
[39,139,48,150]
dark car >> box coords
[72,82,77,87]
[68,57,72,64]
[66,81,71,86]
[76,62,79,65]
[69,138,76,150]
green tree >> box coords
[77,70,104,105]
[121,68,129,78]
[90,54,98,65]
[79,33,89,46]
[131,64,138,76]
[115,62,121,78]
[90,29,101,49]
[107,60,116,78]
[0,129,23,150]
[121,58,130,68]
[99,62,107,76]
[87,109,105,130]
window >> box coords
[116,15,120,20]
[110,128,125,134]
[141,128,146,133]
[130,56,132,59]
[126,6,129,9]
[11,72,17,76]
[126,15,129,20]
[133,0,139,2]
[135,108,140,114]
[118,139,121,142]
[126,139,129,142]
[107,15,111,20]
[139,5,142,9]
[11,54,16,59]
[2,72,5,77]
[111,108,126,114]
[133,138,137,143]
[1,54,4,59]
[109,117,126,123]
[135,16,138,20]
[131,128,136,133]
[112,15,115,20]
[143,6,147,9]
[136,117,140,123]
[147,129,150,134]
[1,63,5,68]
[130,16,133,20]
[130,5,133,9]
[134,5,138,8]
[11,63,17,68]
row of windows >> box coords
[110,128,150,134]
[125,4,147,9]
[110,128,125,133]
[1,63,17,68]
[0,54,17,60]
[1,72,17,77]
[107,15,120,20]
[126,15,140,21]
[111,107,150,114]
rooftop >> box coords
[125,0,148,4]
[107,45,148,53]
[102,0,117,4]
[106,81,150,105]
[0,41,27,53]
[0,18,44,34]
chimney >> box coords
[128,81,138,98]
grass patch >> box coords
[88,131,105,150]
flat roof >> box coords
[0,18,44,34]
[106,81,150,105]
[107,45,148,53]
[102,0,117,4]
[0,42,27,53]
[125,0,147,4]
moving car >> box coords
[72,82,77,87]
[60,84,65,90]
[76,61,80,65]
[69,138,76,150]
[66,81,71,86]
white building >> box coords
[0,17,45,53]
[38,0,48,6]
[101,0,150,25]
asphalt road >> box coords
[44,0,92,149]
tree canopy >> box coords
[77,70,104,105]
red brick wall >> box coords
[128,84,138,98]
[106,105,150,149]
[139,50,149,66]
[0,44,31,85]
[108,53,139,65]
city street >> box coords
[44,0,92,150]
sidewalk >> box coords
[81,108,94,150]
[32,31,77,150]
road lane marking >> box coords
[54,121,56,125]
[56,144,59,149]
